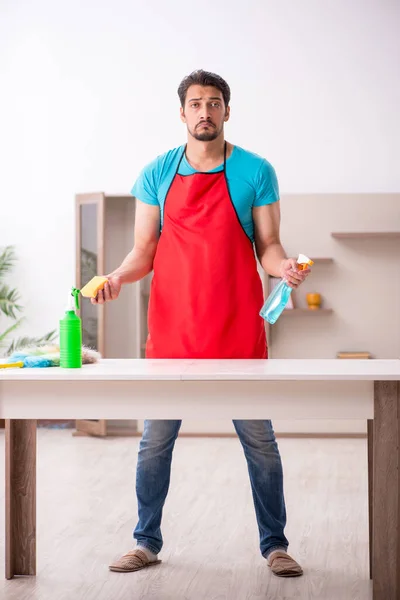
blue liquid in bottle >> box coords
[259,279,292,324]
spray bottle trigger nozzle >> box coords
[71,287,80,310]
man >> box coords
[94,70,310,577]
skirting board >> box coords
[72,419,367,438]
[136,419,367,435]
[74,431,366,439]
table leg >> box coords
[5,419,37,579]
[373,381,400,600]
[368,418,373,580]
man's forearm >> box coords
[259,242,287,277]
[109,246,155,284]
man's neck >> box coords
[185,136,231,171]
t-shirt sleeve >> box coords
[253,160,280,207]
[130,158,160,206]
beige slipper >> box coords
[109,549,162,573]
[267,551,303,577]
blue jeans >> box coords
[133,420,289,558]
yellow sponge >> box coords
[80,276,108,298]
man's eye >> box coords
[211,102,220,107]
[190,103,199,108]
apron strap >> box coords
[177,146,186,175]
[223,141,227,173]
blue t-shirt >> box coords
[131,144,279,242]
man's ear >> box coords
[224,105,230,123]
[180,106,186,123]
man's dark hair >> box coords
[178,70,231,108]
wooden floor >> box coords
[0,429,372,599]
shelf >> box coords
[310,257,333,263]
[331,232,400,239]
[282,308,333,316]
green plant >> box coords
[0,245,57,355]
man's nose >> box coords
[200,105,211,120]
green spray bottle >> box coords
[59,287,82,368]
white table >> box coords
[1,358,400,599]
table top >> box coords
[0,358,399,381]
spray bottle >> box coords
[260,254,314,324]
[59,287,82,368]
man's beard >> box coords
[189,122,222,142]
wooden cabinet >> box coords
[75,192,148,436]
[76,193,140,357]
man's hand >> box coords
[279,258,311,289]
[91,274,122,304]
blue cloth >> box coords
[133,419,288,556]
[131,145,280,242]
[9,352,54,368]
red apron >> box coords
[146,143,267,359]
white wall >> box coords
[1,0,399,342]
